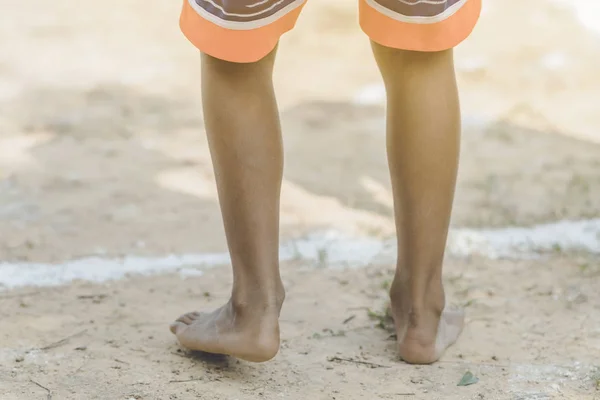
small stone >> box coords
[15,356,24,363]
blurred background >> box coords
[1,0,599,399]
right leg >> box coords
[171,0,306,362]
[170,49,285,362]
[372,45,464,365]
[360,0,481,364]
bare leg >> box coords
[372,43,464,364]
[170,49,285,362]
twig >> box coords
[169,378,203,383]
[130,348,146,353]
[0,287,61,299]
[69,362,88,377]
[30,380,52,400]
[342,315,356,324]
[437,359,511,368]
[437,359,589,370]
[77,294,107,300]
[0,291,41,299]
[40,330,87,351]
[327,356,391,369]
[347,325,374,332]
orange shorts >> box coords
[180,0,481,63]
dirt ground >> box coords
[1,0,600,399]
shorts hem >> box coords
[179,0,304,63]
[359,0,481,52]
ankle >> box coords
[389,275,445,323]
[231,283,285,313]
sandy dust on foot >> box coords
[170,302,282,363]
[394,307,466,365]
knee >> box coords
[372,42,454,83]
[403,49,453,65]
[373,40,453,61]
[201,47,277,82]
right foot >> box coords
[391,287,464,364]
[170,299,282,363]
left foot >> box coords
[393,306,465,364]
[170,299,282,363]
[390,280,464,364]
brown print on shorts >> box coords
[371,0,464,18]
[194,0,301,23]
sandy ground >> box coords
[1,0,600,398]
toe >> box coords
[187,312,201,321]
[170,321,187,335]
[170,312,203,335]
[443,308,466,339]
[176,314,194,325]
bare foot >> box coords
[391,289,464,364]
[170,300,281,362]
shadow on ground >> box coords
[2,85,600,262]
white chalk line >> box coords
[0,219,599,291]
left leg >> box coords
[170,49,285,363]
